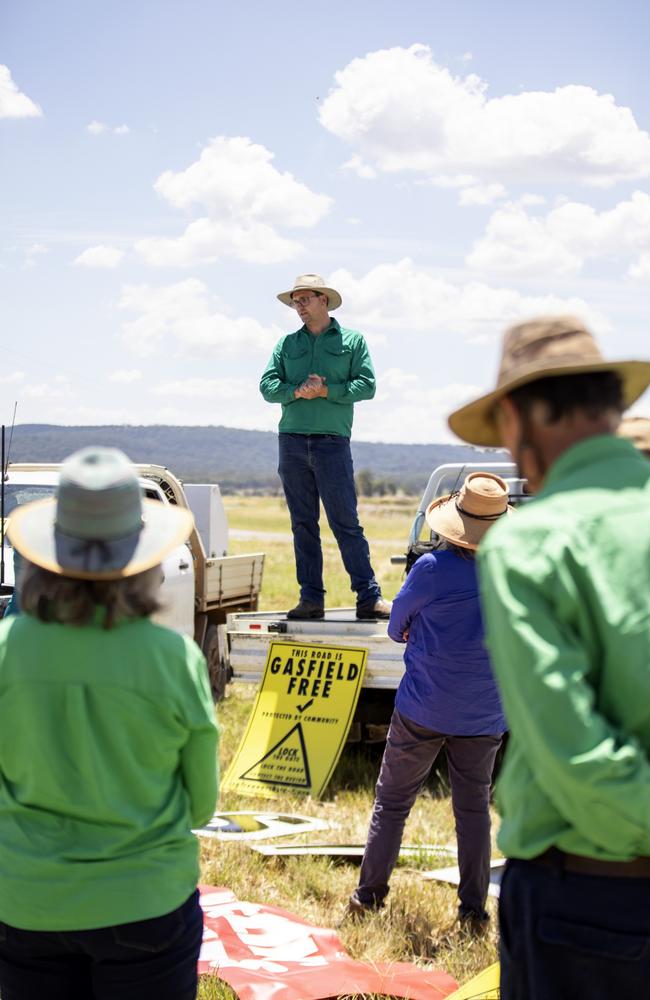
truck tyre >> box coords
[203,624,229,702]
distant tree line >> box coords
[354,468,400,496]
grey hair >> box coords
[20,561,163,629]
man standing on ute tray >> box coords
[260,274,391,622]
[448,315,650,1000]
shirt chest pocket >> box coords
[283,345,311,383]
[321,343,353,382]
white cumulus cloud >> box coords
[109,369,143,383]
[353,368,483,443]
[24,243,48,268]
[467,190,650,275]
[458,183,507,206]
[74,245,125,268]
[319,44,650,187]
[86,120,130,135]
[342,154,378,180]
[135,136,332,266]
[629,252,650,281]
[118,279,282,357]
[149,377,277,431]
[0,65,41,118]
[329,258,609,342]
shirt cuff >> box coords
[326,382,346,401]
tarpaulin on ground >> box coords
[198,885,458,1000]
[223,640,367,798]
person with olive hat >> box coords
[348,472,511,932]
[448,316,650,1000]
[0,447,219,1000]
[260,273,390,621]
[618,413,650,458]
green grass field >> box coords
[197,496,499,998]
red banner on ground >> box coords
[198,885,458,1000]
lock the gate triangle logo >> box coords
[240,722,312,789]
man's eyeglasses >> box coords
[290,293,322,308]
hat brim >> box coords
[426,493,514,550]
[277,286,342,310]
[448,359,650,447]
[7,498,194,580]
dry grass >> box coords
[198,496,500,998]
[225,494,415,609]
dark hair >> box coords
[436,538,475,560]
[507,371,624,424]
[20,562,163,629]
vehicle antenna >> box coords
[3,401,17,477]
[1,424,5,590]
[1,405,17,592]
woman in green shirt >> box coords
[0,447,219,1000]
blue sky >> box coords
[2,0,649,442]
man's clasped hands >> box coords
[294,374,328,399]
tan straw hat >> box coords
[448,315,650,447]
[8,447,194,580]
[618,415,650,457]
[277,273,342,310]
[426,472,513,550]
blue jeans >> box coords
[499,859,650,999]
[278,433,381,607]
[0,890,203,1000]
[356,709,501,915]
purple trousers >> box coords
[355,709,502,916]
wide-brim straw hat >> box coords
[448,315,650,447]
[426,471,514,550]
[277,273,342,310]
[618,415,650,456]
[8,447,194,580]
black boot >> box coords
[287,601,325,621]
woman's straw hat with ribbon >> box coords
[277,274,342,310]
[448,316,650,447]
[8,447,194,580]
[426,472,514,551]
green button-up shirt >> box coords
[479,435,650,862]
[0,611,219,930]
[259,318,375,437]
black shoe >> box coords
[287,601,325,621]
[458,906,490,937]
[356,597,392,620]
[342,892,385,922]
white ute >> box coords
[0,463,264,700]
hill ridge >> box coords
[7,424,503,492]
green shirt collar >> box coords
[540,434,640,495]
[297,317,341,337]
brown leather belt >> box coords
[531,847,650,878]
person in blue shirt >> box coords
[348,472,512,932]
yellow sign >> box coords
[446,962,500,999]
[224,641,367,798]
